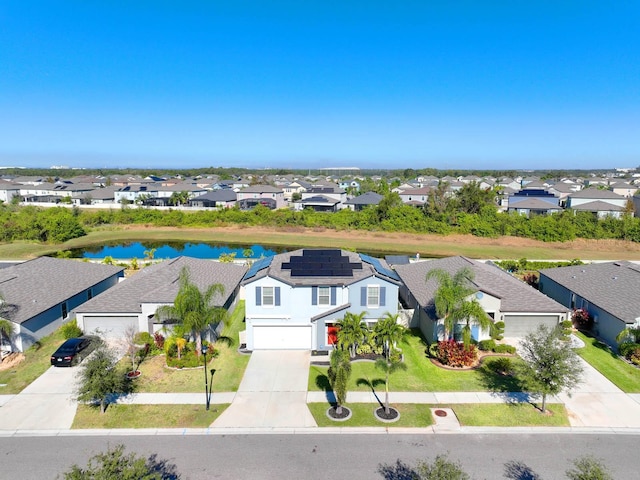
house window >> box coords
[367,285,380,308]
[570,293,576,309]
[318,287,331,306]
[87,288,93,300]
[262,286,274,306]
[61,302,68,319]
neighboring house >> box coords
[0,181,21,203]
[282,180,311,201]
[301,186,346,204]
[539,261,640,349]
[75,257,246,341]
[507,189,562,216]
[343,191,383,211]
[398,187,431,206]
[236,185,286,210]
[566,188,628,219]
[77,185,119,205]
[395,256,568,343]
[295,195,342,212]
[242,248,402,351]
[188,190,237,208]
[609,182,639,198]
[0,257,124,352]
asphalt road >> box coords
[0,433,637,479]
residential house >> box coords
[296,186,347,211]
[343,192,383,211]
[236,185,286,210]
[0,180,21,203]
[507,189,562,216]
[75,257,246,341]
[395,256,568,343]
[398,187,431,206]
[188,190,237,209]
[539,261,640,349]
[566,188,628,218]
[0,258,124,352]
[242,249,402,350]
[609,182,638,198]
[283,180,312,201]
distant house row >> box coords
[3,251,637,357]
[0,173,638,217]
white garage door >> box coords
[503,315,560,338]
[83,316,139,341]
[253,326,312,350]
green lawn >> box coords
[453,403,569,427]
[134,301,250,393]
[308,402,568,427]
[0,329,67,394]
[309,329,522,393]
[574,331,640,393]
[72,404,227,429]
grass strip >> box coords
[72,403,228,429]
[307,403,433,428]
[574,331,640,393]
[453,403,569,427]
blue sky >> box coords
[1,1,638,170]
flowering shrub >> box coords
[153,332,165,349]
[436,340,477,367]
[572,308,592,329]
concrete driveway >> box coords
[559,356,640,428]
[212,350,317,429]
[0,365,79,430]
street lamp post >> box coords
[202,344,210,410]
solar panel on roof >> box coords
[243,256,273,280]
[359,253,400,281]
[283,249,361,277]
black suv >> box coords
[50,336,98,367]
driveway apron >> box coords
[212,350,317,428]
[559,357,640,428]
[0,366,78,430]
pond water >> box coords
[72,242,284,260]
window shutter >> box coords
[361,287,366,306]
[275,287,281,306]
[380,286,386,306]
[255,286,261,306]
[312,287,318,305]
[330,287,337,306]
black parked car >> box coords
[50,336,98,367]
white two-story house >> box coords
[242,249,402,350]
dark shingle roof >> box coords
[242,249,398,287]
[569,200,625,212]
[75,257,246,314]
[344,192,383,206]
[0,257,124,324]
[540,261,640,324]
[395,256,566,314]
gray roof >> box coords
[240,185,282,193]
[190,190,237,202]
[395,256,566,314]
[508,198,563,210]
[540,261,640,324]
[569,188,625,200]
[344,192,383,205]
[76,257,246,314]
[569,200,624,212]
[242,249,399,287]
[0,257,124,324]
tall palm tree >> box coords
[336,311,368,358]
[375,357,407,415]
[426,266,493,347]
[155,267,227,356]
[374,313,406,360]
[327,348,351,415]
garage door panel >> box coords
[253,326,311,350]
[83,316,139,340]
[503,315,559,337]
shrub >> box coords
[60,319,83,339]
[428,342,439,358]
[133,331,153,346]
[436,340,477,367]
[619,342,640,358]
[493,344,516,354]
[560,320,574,340]
[153,332,165,349]
[486,357,514,375]
[356,343,372,355]
[492,321,505,341]
[630,349,640,366]
[478,339,496,351]
[572,308,592,330]
[522,272,539,289]
[166,345,218,369]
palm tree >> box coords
[616,327,640,344]
[155,267,227,356]
[375,357,407,415]
[374,313,406,360]
[426,266,493,347]
[327,348,351,415]
[336,311,368,358]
